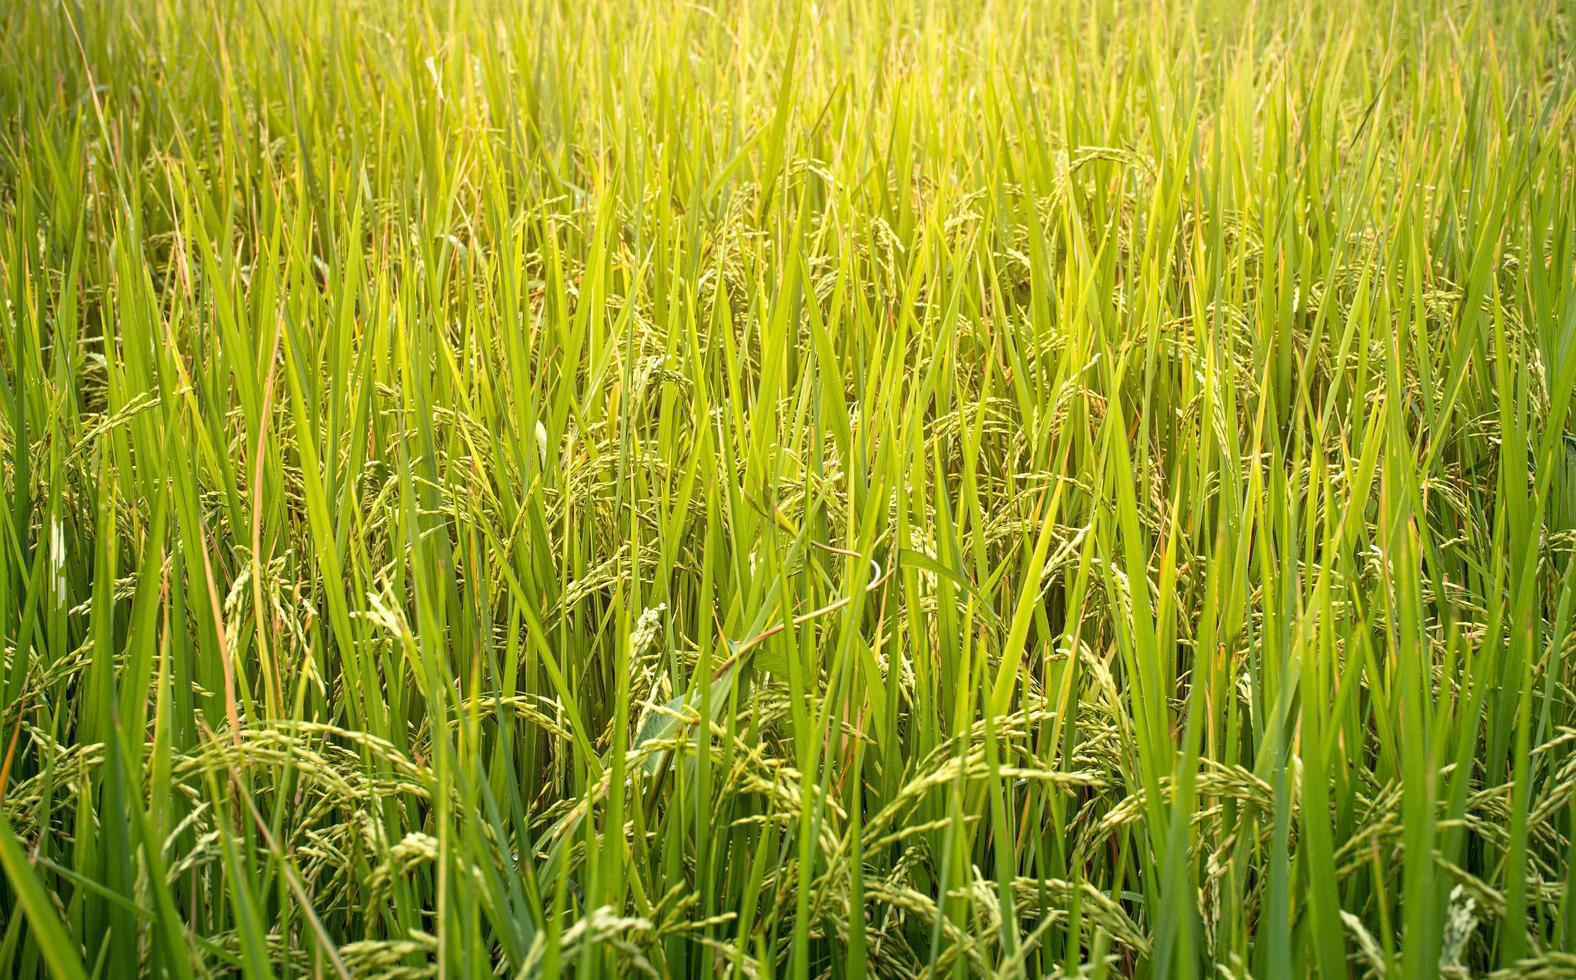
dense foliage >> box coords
[2,0,1575,976]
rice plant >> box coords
[2,0,1574,975]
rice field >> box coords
[1,0,1575,975]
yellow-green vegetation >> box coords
[2,0,1575,975]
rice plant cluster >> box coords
[2,0,1575,976]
